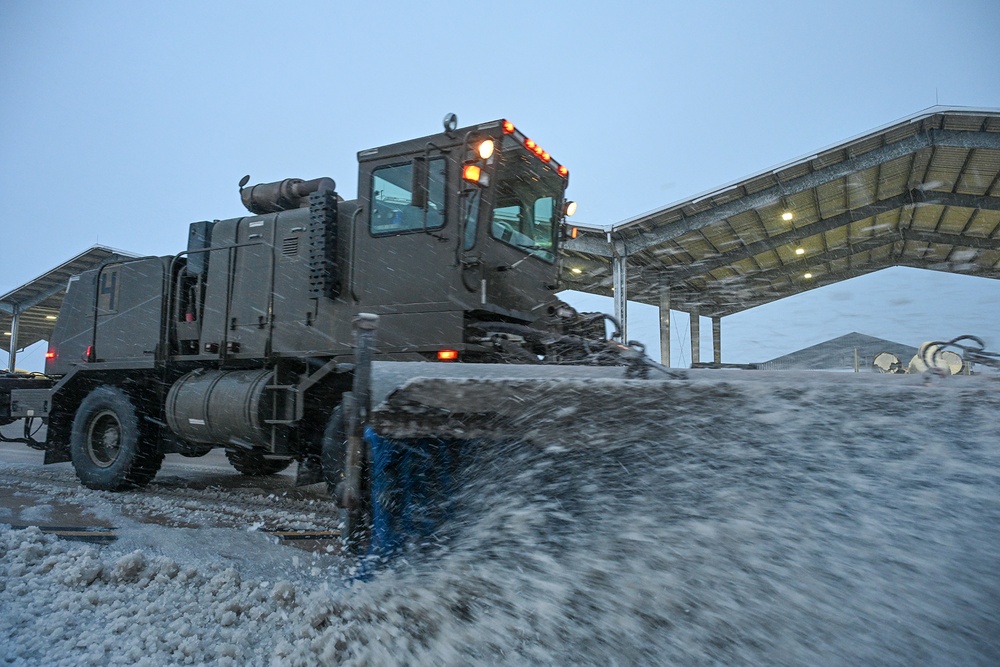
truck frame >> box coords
[1,116,621,500]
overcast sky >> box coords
[2,1,998,369]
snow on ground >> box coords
[2,371,1000,665]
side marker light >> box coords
[463,164,482,182]
[437,349,459,361]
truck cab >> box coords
[348,117,575,360]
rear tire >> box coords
[224,449,292,476]
[70,386,163,491]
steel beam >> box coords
[612,254,628,342]
[690,306,700,367]
[712,316,721,364]
[563,234,613,257]
[663,192,916,282]
[656,191,1000,285]
[9,281,71,311]
[902,229,1000,251]
[618,130,1000,254]
[658,284,670,367]
[7,304,19,371]
[912,190,1000,213]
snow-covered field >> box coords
[2,371,1000,665]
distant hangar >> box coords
[562,106,1000,366]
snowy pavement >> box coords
[2,372,1000,665]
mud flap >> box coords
[294,454,324,486]
[43,444,72,465]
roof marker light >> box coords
[557,165,569,177]
[524,138,536,150]
[502,120,515,134]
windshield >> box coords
[489,136,566,262]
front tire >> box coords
[224,449,293,476]
[70,386,163,491]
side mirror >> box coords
[411,157,428,210]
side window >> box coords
[490,191,556,262]
[370,158,447,235]
[463,190,481,251]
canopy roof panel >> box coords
[1,245,138,353]
[561,106,1000,317]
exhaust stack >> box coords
[239,176,336,214]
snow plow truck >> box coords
[0,116,673,552]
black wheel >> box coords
[224,449,293,476]
[70,386,163,491]
[320,405,346,502]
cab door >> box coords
[352,156,454,308]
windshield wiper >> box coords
[497,245,552,271]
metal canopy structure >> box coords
[560,106,1000,365]
[1,245,138,370]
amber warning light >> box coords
[437,349,459,361]
[463,165,481,182]
[500,120,569,179]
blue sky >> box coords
[2,1,998,369]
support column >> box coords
[612,254,627,342]
[689,306,700,367]
[7,304,20,372]
[658,284,671,367]
[712,316,722,365]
